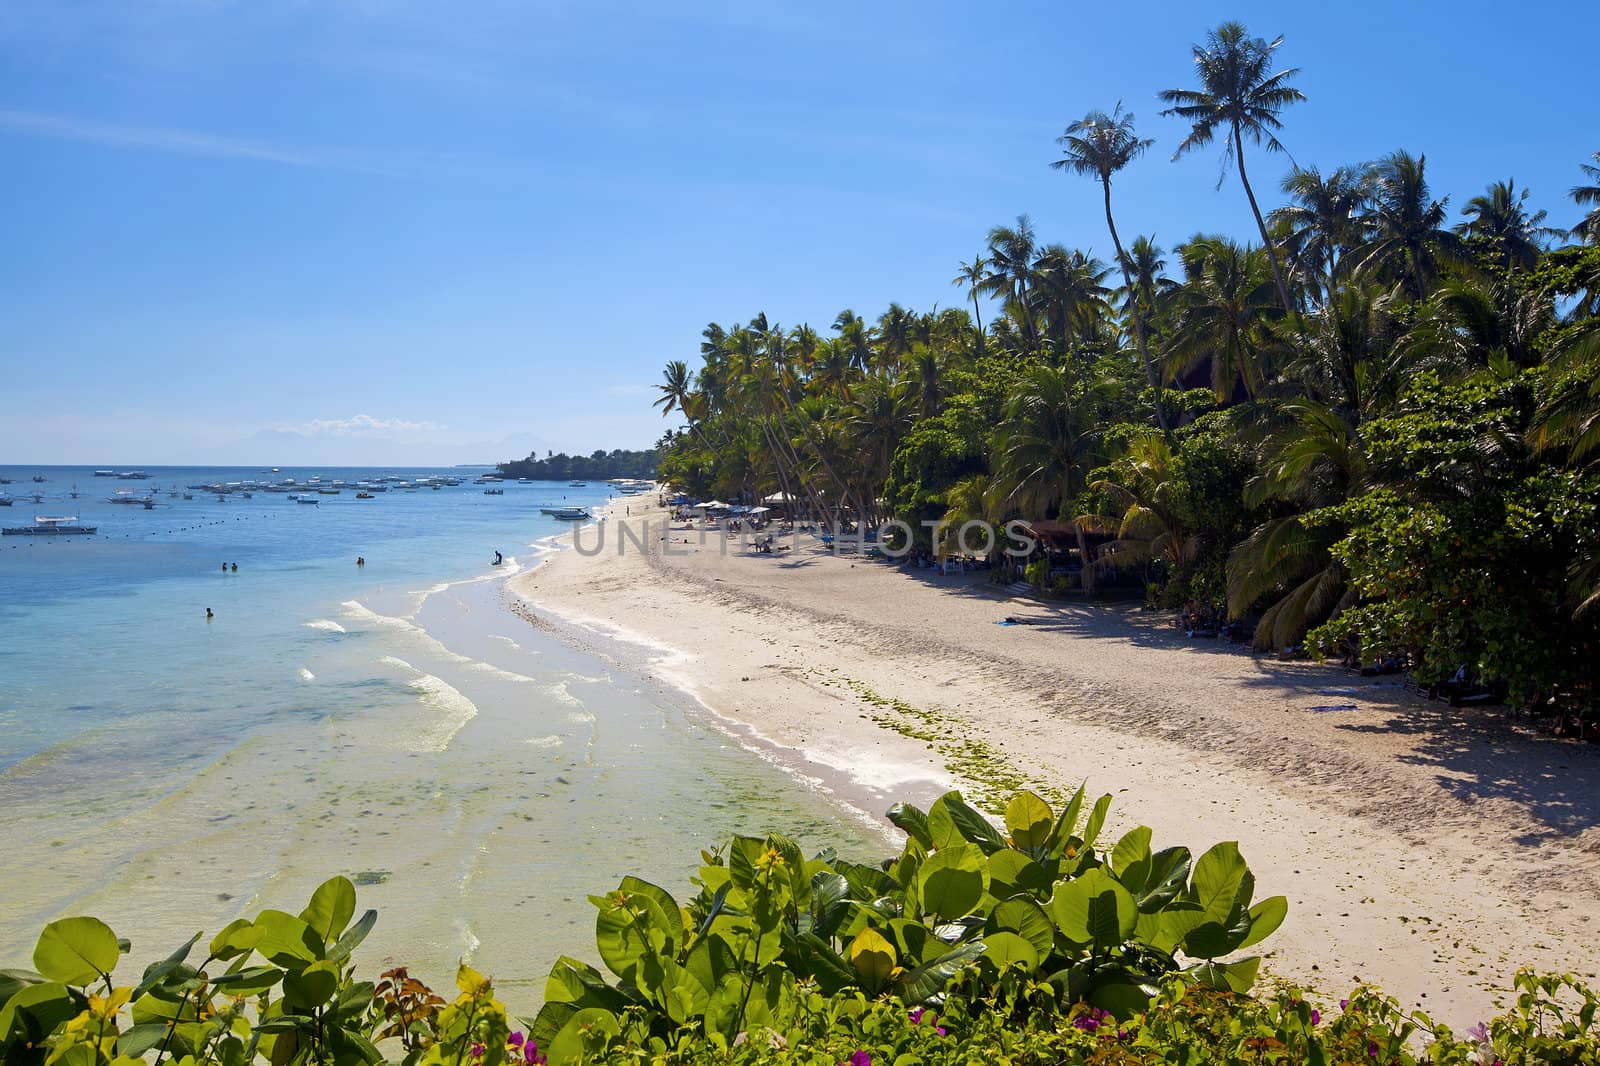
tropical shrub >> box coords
[527,787,1285,1055]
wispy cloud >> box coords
[0,108,334,167]
[284,414,444,437]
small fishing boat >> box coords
[295,495,319,505]
[4,515,97,536]
[32,475,47,483]
[108,491,154,505]
[568,480,587,487]
[550,507,590,520]
[355,492,374,499]
[93,470,116,478]
[0,495,12,507]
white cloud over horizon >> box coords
[281,413,444,437]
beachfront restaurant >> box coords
[1012,519,1118,593]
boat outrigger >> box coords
[4,515,97,536]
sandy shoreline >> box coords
[510,497,1600,1027]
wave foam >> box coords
[303,619,346,633]
[298,668,316,681]
[404,673,480,752]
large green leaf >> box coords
[1110,826,1152,881]
[619,877,683,955]
[986,848,1051,901]
[1080,793,1113,852]
[847,928,897,987]
[594,891,673,985]
[1048,784,1087,856]
[299,877,356,944]
[0,969,43,1010]
[980,931,1039,971]
[886,803,934,849]
[252,911,324,969]
[1187,956,1261,993]
[0,982,83,1049]
[1237,896,1288,951]
[210,966,286,996]
[917,843,988,921]
[1148,903,1208,954]
[281,961,339,1011]
[328,909,378,963]
[1004,791,1054,851]
[936,792,1008,854]
[33,918,120,986]
[1190,842,1250,922]
[784,932,856,995]
[1048,868,1135,950]
[548,1006,619,1065]
[1135,847,1193,912]
[987,897,1056,958]
[896,941,986,1003]
[208,919,259,962]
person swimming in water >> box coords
[231,562,237,572]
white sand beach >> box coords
[510,499,1600,1028]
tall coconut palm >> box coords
[1159,21,1304,318]
[1348,150,1466,300]
[951,253,988,354]
[1456,179,1563,273]
[1272,164,1369,306]
[1051,104,1169,429]
[982,216,1041,354]
[1571,152,1600,244]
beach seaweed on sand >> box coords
[831,675,1065,813]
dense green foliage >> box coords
[6,794,1599,1065]
[652,21,1600,716]
[497,449,659,482]
[528,786,1282,1053]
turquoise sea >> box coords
[0,464,889,1007]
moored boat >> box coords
[4,515,97,536]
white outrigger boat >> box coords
[4,515,97,536]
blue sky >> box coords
[2,0,1593,465]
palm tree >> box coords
[1078,433,1198,579]
[982,216,1041,354]
[1457,179,1563,273]
[1571,152,1600,244]
[1273,165,1369,306]
[1051,104,1169,430]
[1229,400,1366,648]
[952,254,988,354]
[1029,245,1111,361]
[1159,21,1304,318]
[1348,150,1466,299]
[1165,236,1282,400]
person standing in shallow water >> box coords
[206,608,213,620]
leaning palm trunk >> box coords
[1234,125,1296,320]
[1101,182,1170,432]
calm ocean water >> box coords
[0,464,889,1007]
